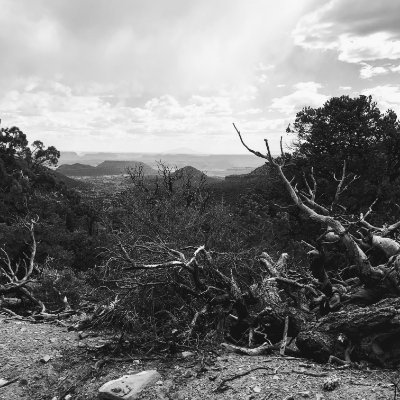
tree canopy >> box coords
[291,95,400,184]
[0,124,61,218]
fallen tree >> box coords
[231,123,400,367]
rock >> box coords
[40,355,52,363]
[182,370,194,378]
[181,351,195,358]
[253,385,261,393]
[0,379,9,388]
[98,370,161,399]
[323,376,340,391]
[299,391,310,398]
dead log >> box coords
[0,297,22,307]
[297,298,400,367]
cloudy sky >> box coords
[1,0,400,154]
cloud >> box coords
[0,0,305,98]
[293,0,400,64]
[270,82,329,114]
[0,78,274,152]
[361,85,400,113]
[361,63,400,79]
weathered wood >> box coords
[297,298,400,366]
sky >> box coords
[1,0,400,154]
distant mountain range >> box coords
[58,151,265,178]
[57,160,157,177]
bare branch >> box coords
[233,123,269,160]
[235,125,379,285]
[331,161,359,210]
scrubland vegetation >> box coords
[2,95,400,367]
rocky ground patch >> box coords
[0,315,398,400]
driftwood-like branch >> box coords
[221,341,274,355]
[331,161,359,211]
[234,126,381,287]
[0,219,38,295]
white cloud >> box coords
[359,63,389,79]
[359,63,400,79]
[293,1,400,65]
[337,32,400,64]
[270,82,329,114]
[361,85,400,113]
[0,78,279,152]
[339,86,352,90]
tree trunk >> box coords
[297,298,400,367]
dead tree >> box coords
[234,123,400,366]
[0,218,75,319]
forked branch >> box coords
[234,125,381,285]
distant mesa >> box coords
[173,165,205,177]
[57,161,157,177]
[172,166,219,184]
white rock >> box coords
[181,351,195,358]
[98,370,161,400]
[0,379,9,388]
[40,355,52,363]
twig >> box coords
[280,316,289,356]
[292,369,328,377]
[0,377,19,388]
[215,366,273,392]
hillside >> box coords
[224,162,270,182]
[49,169,90,189]
[57,161,157,177]
[57,163,98,176]
[96,160,157,176]
[173,165,221,184]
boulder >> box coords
[98,370,161,400]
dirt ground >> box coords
[0,315,398,400]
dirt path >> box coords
[0,315,397,400]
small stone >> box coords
[182,370,193,378]
[323,376,340,391]
[0,379,9,388]
[253,385,261,393]
[40,355,52,363]
[181,351,195,358]
[299,391,310,398]
[64,395,72,400]
[156,380,163,385]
